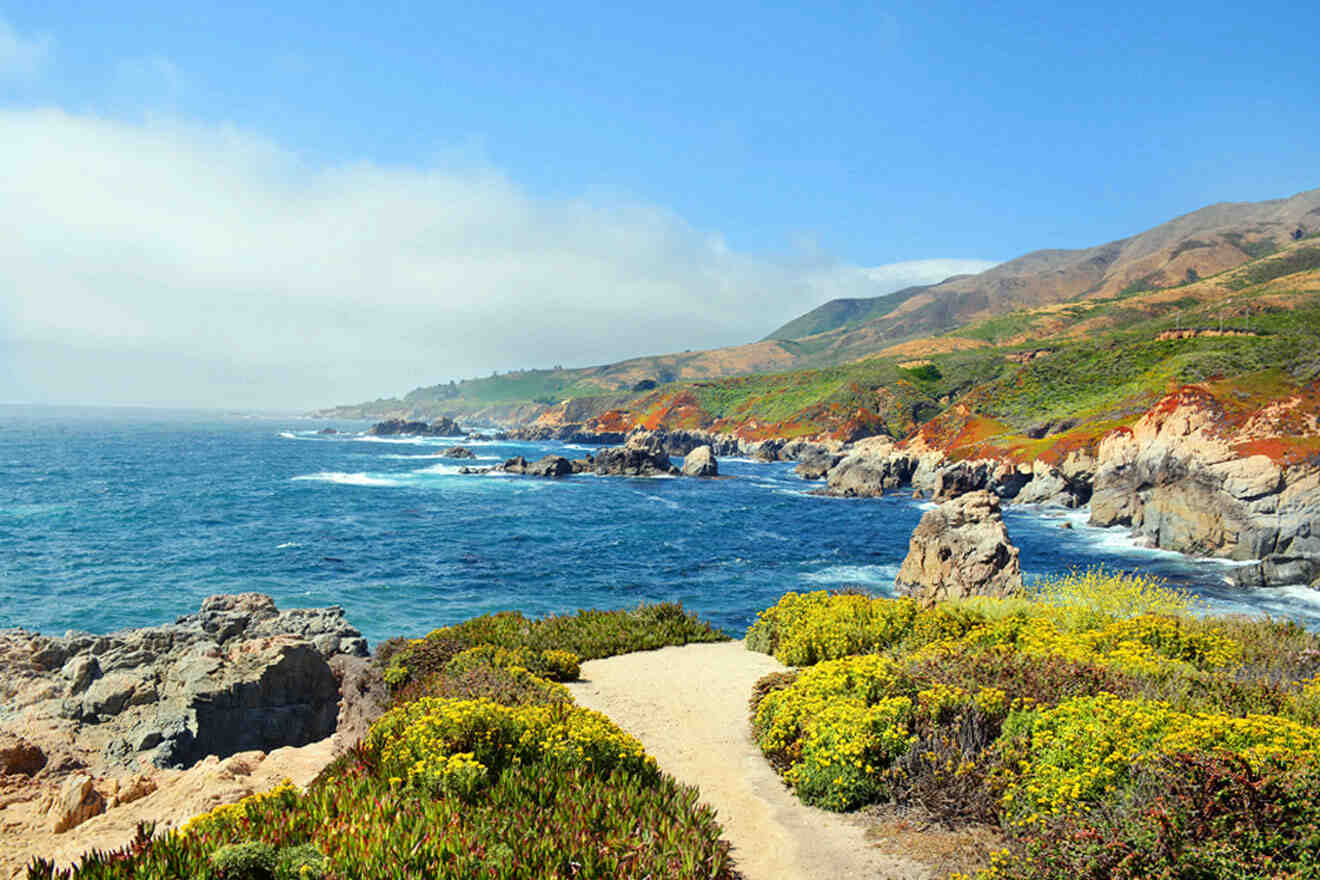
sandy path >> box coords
[567,641,930,880]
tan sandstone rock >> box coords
[894,490,1024,604]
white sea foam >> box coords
[1051,508,1260,567]
[801,563,900,589]
[352,435,433,445]
[291,472,402,487]
[414,463,469,476]
[276,542,300,549]
[1254,584,1320,606]
[643,494,681,510]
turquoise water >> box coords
[3,405,1318,646]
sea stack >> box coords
[894,490,1024,604]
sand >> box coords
[567,641,930,880]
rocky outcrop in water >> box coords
[439,446,475,459]
[625,428,741,457]
[894,491,1024,604]
[592,435,679,477]
[367,417,464,437]
[680,445,719,477]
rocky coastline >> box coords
[0,595,387,878]
[378,382,1319,591]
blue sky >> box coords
[1,2,1316,408]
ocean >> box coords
[3,404,1318,646]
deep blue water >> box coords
[3,405,1319,646]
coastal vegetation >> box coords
[29,605,734,880]
[746,570,1320,878]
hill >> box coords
[319,188,1320,431]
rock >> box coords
[624,428,742,457]
[6,594,366,776]
[932,461,990,501]
[1087,386,1320,569]
[317,427,337,435]
[1016,460,1090,507]
[108,773,157,808]
[81,672,154,719]
[367,417,463,437]
[681,445,719,477]
[1227,555,1320,589]
[525,455,573,478]
[794,447,843,480]
[0,732,47,776]
[592,441,678,477]
[328,654,390,752]
[894,491,1024,604]
[825,441,914,497]
[50,774,105,833]
[439,446,475,459]
[62,655,99,695]
[510,423,625,445]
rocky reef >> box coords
[367,417,464,437]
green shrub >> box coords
[274,844,328,880]
[209,841,276,880]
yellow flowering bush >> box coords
[1026,566,1201,629]
[1000,693,1320,825]
[366,696,656,794]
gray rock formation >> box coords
[794,447,844,480]
[367,417,464,437]
[824,440,916,497]
[3,594,368,771]
[894,491,1024,604]
[439,446,475,459]
[501,454,574,477]
[592,435,679,476]
[680,445,719,477]
[625,428,741,457]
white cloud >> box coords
[0,108,997,410]
[863,259,999,290]
[0,16,50,77]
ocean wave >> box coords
[414,463,470,476]
[801,563,900,590]
[276,542,301,549]
[291,471,402,487]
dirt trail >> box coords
[567,641,930,880]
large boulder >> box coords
[824,440,916,497]
[681,445,719,477]
[894,491,1024,604]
